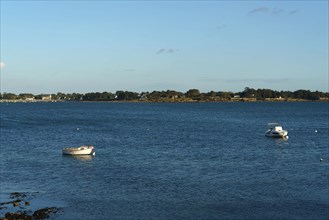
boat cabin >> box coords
[267,123,283,131]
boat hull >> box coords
[265,130,288,138]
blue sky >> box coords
[0,1,328,94]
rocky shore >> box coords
[0,192,61,220]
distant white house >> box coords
[25,97,35,101]
[42,94,52,101]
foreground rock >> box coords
[1,207,60,220]
[0,192,61,220]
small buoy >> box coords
[77,128,80,131]
[315,130,317,133]
[320,158,323,162]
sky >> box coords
[0,0,328,94]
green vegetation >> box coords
[0,87,328,102]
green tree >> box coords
[2,93,18,100]
[115,91,139,100]
[148,91,165,100]
[18,93,34,99]
[185,89,200,99]
[240,87,256,98]
[217,91,233,99]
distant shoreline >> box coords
[1,98,328,103]
[2,88,328,102]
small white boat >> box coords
[62,145,95,155]
[265,123,288,138]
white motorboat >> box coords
[265,123,288,138]
[62,145,95,155]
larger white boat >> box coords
[265,123,288,138]
[62,145,95,155]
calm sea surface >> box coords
[0,102,328,219]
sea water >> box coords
[0,102,328,219]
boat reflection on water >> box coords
[274,136,289,144]
[74,155,94,161]
[62,154,94,161]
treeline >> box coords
[239,87,328,100]
[0,87,328,102]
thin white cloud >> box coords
[272,8,285,15]
[157,48,166,54]
[249,7,298,16]
[220,78,293,83]
[0,62,5,68]
[216,24,227,30]
[288,10,299,15]
[249,7,269,15]
[156,48,178,54]
[124,69,135,72]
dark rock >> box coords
[1,208,61,220]
[1,199,22,207]
[32,207,60,219]
[10,192,26,199]
[0,192,60,220]
[12,202,20,207]
[3,211,33,220]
